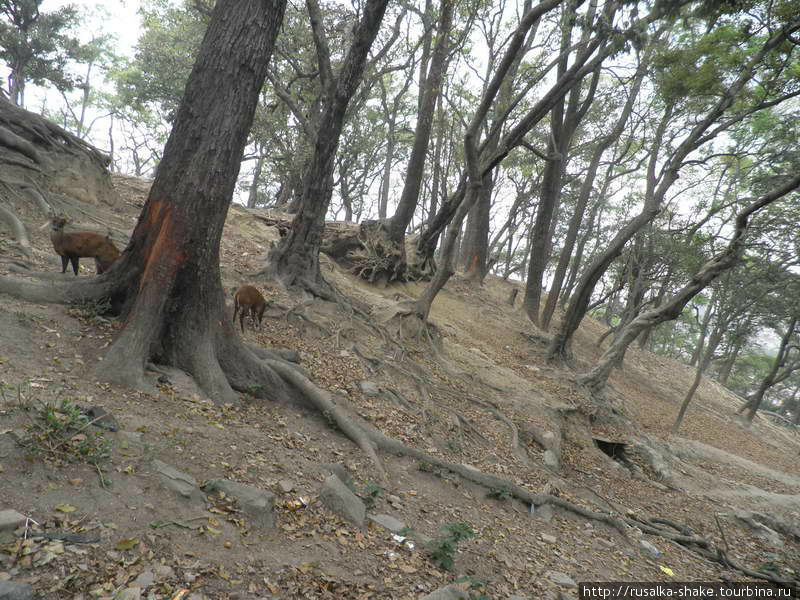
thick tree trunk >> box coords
[462,171,493,282]
[99,0,287,403]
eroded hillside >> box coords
[0,175,798,599]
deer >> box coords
[233,285,267,333]
[49,216,121,276]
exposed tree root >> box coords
[264,358,388,485]
[0,202,32,257]
[0,273,115,304]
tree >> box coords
[737,312,800,424]
[262,0,391,297]
[383,0,455,280]
[1,0,288,403]
[548,12,800,362]
[579,171,800,397]
[0,0,82,105]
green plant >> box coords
[360,483,383,509]
[426,522,476,571]
[457,575,489,599]
[485,487,511,502]
[418,460,435,473]
[68,297,113,320]
[21,398,112,465]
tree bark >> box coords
[541,55,648,330]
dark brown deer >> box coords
[49,216,121,275]
[233,285,267,333]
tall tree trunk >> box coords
[523,0,601,326]
[718,337,743,386]
[673,316,724,433]
[385,0,455,273]
[247,155,265,208]
[740,316,798,423]
[264,0,391,296]
[541,61,647,329]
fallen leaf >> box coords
[114,538,140,550]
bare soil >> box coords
[0,175,798,599]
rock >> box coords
[359,380,380,396]
[540,533,557,544]
[547,571,577,588]
[0,510,26,532]
[368,513,406,533]
[543,450,559,470]
[114,588,141,600]
[278,480,295,493]
[419,583,469,599]
[319,475,366,526]
[82,405,119,431]
[0,580,35,600]
[319,463,355,491]
[133,571,155,588]
[203,479,276,529]
[510,596,530,600]
[639,539,661,558]
[151,460,204,503]
[386,494,403,506]
[154,564,175,579]
[531,503,554,522]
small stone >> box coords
[358,380,380,396]
[133,571,155,588]
[540,534,557,544]
[278,480,295,493]
[203,480,276,529]
[386,494,403,506]
[151,460,204,503]
[548,571,577,588]
[319,475,365,526]
[114,588,141,600]
[0,580,35,600]
[531,504,554,522]
[419,583,470,600]
[543,450,559,469]
[368,514,406,533]
[0,510,26,533]
[154,565,174,579]
[639,539,661,558]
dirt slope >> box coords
[0,175,798,599]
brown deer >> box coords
[49,216,121,275]
[233,285,267,333]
